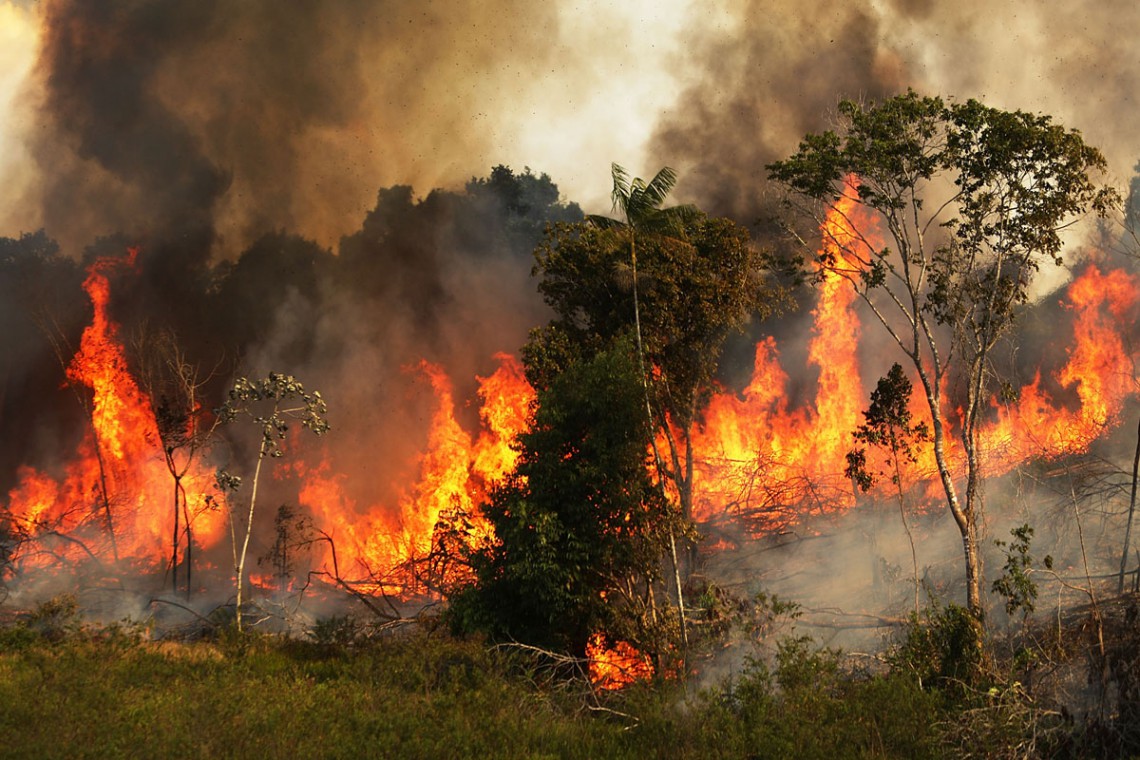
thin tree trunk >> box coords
[91,441,119,563]
[629,232,688,650]
[891,447,920,616]
[170,466,180,594]
[235,444,266,632]
[668,528,688,648]
[1118,416,1140,593]
[182,491,193,600]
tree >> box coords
[216,373,329,630]
[451,341,674,657]
[768,91,1118,618]
[845,363,929,615]
[530,165,782,531]
[132,327,221,597]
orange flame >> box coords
[298,354,534,594]
[689,190,874,528]
[4,205,1138,607]
[688,192,1139,532]
[4,250,225,572]
[586,632,654,690]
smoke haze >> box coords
[0,0,1138,640]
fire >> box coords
[686,196,1139,533]
[980,264,1138,469]
[4,250,225,572]
[688,190,875,528]
[298,354,534,593]
[2,198,1137,621]
[586,633,654,690]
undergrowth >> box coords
[2,594,1139,758]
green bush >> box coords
[889,602,988,699]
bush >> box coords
[889,602,989,699]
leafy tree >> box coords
[529,165,782,532]
[216,373,329,630]
[451,341,674,657]
[991,524,1050,618]
[845,363,929,614]
[768,91,1118,618]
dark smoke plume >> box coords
[22,0,562,258]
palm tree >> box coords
[589,163,699,645]
[590,164,695,373]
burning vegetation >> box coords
[4,2,1140,752]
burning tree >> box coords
[132,328,221,597]
[451,340,675,658]
[529,165,783,533]
[768,91,1119,619]
[217,373,329,631]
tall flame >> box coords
[298,353,534,592]
[689,191,874,528]
[5,250,225,571]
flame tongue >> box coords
[6,250,225,571]
[298,353,534,595]
[688,192,873,529]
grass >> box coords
[4,602,1132,759]
[0,617,952,760]
[0,626,639,759]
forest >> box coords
[4,1,1140,756]
[2,93,1140,757]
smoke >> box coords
[651,0,1140,223]
[1,0,1139,644]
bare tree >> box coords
[216,373,328,631]
[132,327,222,596]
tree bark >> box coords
[1118,416,1140,593]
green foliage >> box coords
[451,340,671,656]
[22,593,81,643]
[217,373,330,459]
[532,209,779,424]
[588,162,700,236]
[308,615,362,650]
[645,639,942,759]
[845,363,930,491]
[889,602,988,698]
[991,524,1050,617]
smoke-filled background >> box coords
[1,0,1139,632]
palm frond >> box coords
[586,214,626,230]
[610,163,631,219]
[642,166,678,210]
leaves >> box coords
[217,372,330,459]
[454,341,671,654]
[845,364,929,492]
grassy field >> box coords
[0,601,1135,758]
[0,616,949,759]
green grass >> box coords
[0,621,956,759]
[0,628,634,759]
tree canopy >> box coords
[526,166,783,533]
[768,91,1119,616]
